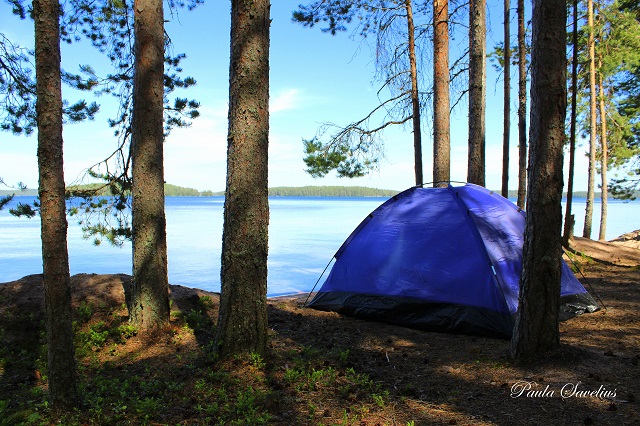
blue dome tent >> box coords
[308,183,599,339]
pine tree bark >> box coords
[516,0,527,209]
[563,0,580,247]
[214,0,270,358]
[511,0,566,359]
[129,0,170,330]
[598,75,608,241]
[583,0,597,238]
[501,0,511,198]
[433,0,450,187]
[468,0,486,186]
[33,0,78,407]
[406,0,423,186]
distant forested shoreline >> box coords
[267,186,399,197]
[1,183,211,197]
[0,185,616,199]
[177,185,401,197]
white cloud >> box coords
[160,103,230,191]
[270,88,301,114]
[1,152,38,189]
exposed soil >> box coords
[0,238,639,425]
[568,232,640,267]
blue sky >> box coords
[1,0,591,192]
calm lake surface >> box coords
[1,195,638,296]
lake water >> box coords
[1,195,638,296]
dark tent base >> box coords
[309,291,599,340]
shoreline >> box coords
[1,235,638,291]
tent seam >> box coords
[447,184,513,316]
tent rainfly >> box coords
[308,184,599,339]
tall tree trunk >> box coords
[468,0,486,186]
[598,74,608,241]
[215,0,270,358]
[511,0,566,359]
[406,0,423,186]
[583,0,597,239]
[433,0,450,187]
[129,0,170,330]
[563,0,580,247]
[502,0,511,198]
[516,0,527,208]
[33,0,78,407]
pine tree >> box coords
[563,0,580,247]
[50,0,200,248]
[583,0,598,239]
[502,0,511,198]
[1,6,99,136]
[597,0,640,200]
[3,0,200,248]
[406,0,424,184]
[516,0,527,208]
[511,0,567,360]
[467,0,486,186]
[214,0,270,357]
[1,46,98,135]
[33,0,78,406]
[127,0,170,330]
[433,0,451,186]
[598,73,609,240]
[293,1,430,185]
[574,0,640,202]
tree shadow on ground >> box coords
[168,284,218,349]
[1,261,638,425]
[265,298,638,425]
[0,274,46,412]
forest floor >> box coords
[0,236,639,425]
